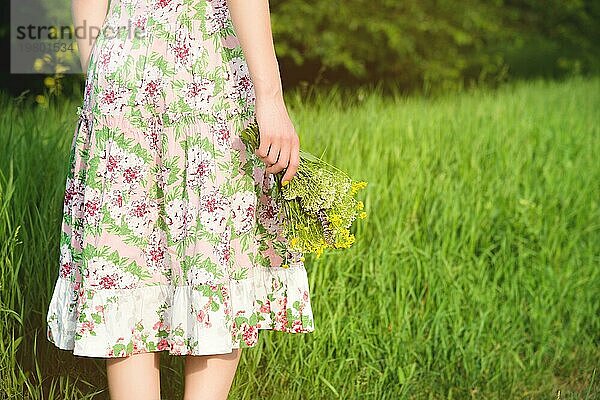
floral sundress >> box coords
[46,0,315,358]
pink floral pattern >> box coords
[46,0,314,358]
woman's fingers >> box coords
[281,138,299,183]
[255,136,272,161]
[261,140,281,166]
[252,101,300,181]
[256,128,300,180]
[266,140,290,175]
[255,136,276,165]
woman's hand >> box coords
[225,0,299,184]
[254,96,300,184]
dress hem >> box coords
[46,264,315,358]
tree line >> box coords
[1,0,598,95]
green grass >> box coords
[1,76,598,399]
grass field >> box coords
[0,76,598,399]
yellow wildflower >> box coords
[44,77,56,88]
[347,233,355,247]
[33,58,45,72]
[315,241,326,258]
[55,64,69,74]
[329,213,342,226]
[359,211,367,219]
[335,229,353,248]
[350,181,368,194]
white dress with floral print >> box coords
[46,0,315,358]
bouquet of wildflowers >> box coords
[240,120,367,259]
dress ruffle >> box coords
[47,264,314,357]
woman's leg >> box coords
[183,348,242,400]
[106,352,161,400]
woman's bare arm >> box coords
[226,0,300,184]
[72,0,109,73]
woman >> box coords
[46,0,315,398]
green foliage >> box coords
[271,0,506,90]
[9,0,599,98]
[498,0,600,77]
[270,0,599,90]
